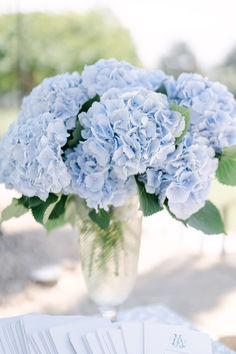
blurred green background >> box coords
[0,10,140,135]
[1,10,236,136]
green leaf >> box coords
[64,94,100,150]
[170,102,191,144]
[186,200,226,235]
[155,83,167,95]
[44,212,67,233]
[89,208,111,230]
[44,195,78,233]
[135,177,163,217]
[31,193,59,225]
[16,195,43,209]
[216,145,236,185]
[0,198,28,223]
[79,94,100,114]
[0,195,46,224]
[17,196,31,208]
[49,195,68,220]
[27,196,43,208]
[66,119,84,149]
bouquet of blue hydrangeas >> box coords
[1,58,236,235]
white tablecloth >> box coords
[118,304,236,354]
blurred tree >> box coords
[224,46,236,67]
[212,46,236,97]
[159,41,200,78]
[0,10,140,99]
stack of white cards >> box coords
[0,312,213,353]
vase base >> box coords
[99,306,118,322]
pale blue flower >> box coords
[19,72,89,129]
[165,73,236,152]
[141,133,218,219]
[82,89,185,177]
[0,72,91,200]
[0,113,71,200]
[64,143,137,210]
[81,58,167,97]
[0,63,229,219]
[64,88,185,210]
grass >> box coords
[0,108,18,136]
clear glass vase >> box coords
[77,197,142,321]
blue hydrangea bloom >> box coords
[64,144,137,210]
[141,133,218,219]
[0,113,71,200]
[1,63,231,220]
[81,58,167,98]
[19,72,89,129]
[0,72,91,200]
[81,89,185,177]
[165,73,236,152]
[64,88,185,210]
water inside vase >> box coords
[79,216,142,307]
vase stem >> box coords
[99,306,118,322]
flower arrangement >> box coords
[1,58,236,235]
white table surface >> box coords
[117,304,236,354]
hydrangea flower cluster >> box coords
[64,89,184,210]
[0,113,71,200]
[19,72,89,129]
[141,133,218,219]
[0,58,236,221]
[0,72,89,200]
[165,73,236,152]
[82,58,167,97]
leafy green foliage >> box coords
[66,120,84,150]
[0,194,59,225]
[65,94,100,150]
[155,83,167,95]
[30,193,59,224]
[22,196,43,208]
[0,11,140,97]
[216,145,236,185]
[135,177,163,217]
[1,192,80,233]
[186,201,226,235]
[0,197,28,222]
[89,208,111,230]
[44,194,78,232]
[49,195,68,220]
[44,212,67,233]
[79,94,100,114]
[170,102,191,144]
[0,191,226,236]
[164,199,225,234]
